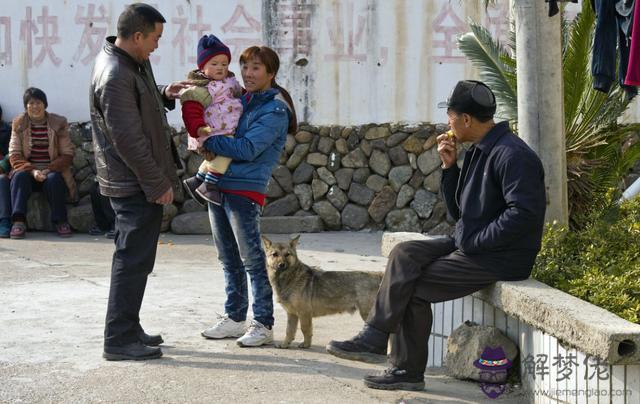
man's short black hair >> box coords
[117,3,166,39]
[23,87,48,109]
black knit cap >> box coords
[438,80,496,118]
[23,87,48,109]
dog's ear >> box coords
[290,234,300,248]
[261,235,272,249]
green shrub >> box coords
[532,197,640,323]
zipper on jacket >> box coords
[455,146,478,215]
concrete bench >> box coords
[382,232,640,403]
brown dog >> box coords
[262,235,384,349]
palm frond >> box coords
[457,23,518,122]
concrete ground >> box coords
[0,231,524,403]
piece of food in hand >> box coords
[446,130,455,139]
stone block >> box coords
[341,204,369,230]
[261,216,324,234]
[26,193,53,231]
[326,185,348,210]
[368,186,396,223]
[292,162,315,184]
[384,209,421,233]
[312,201,341,230]
[272,165,294,193]
[171,212,211,234]
[263,194,300,217]
[162,204,178,232]
[388,165,413,192]
[348,183,375,206]
[294,184,313,210]
[68,202,95,233]
[445,322,518,383]
[410,189,438,219]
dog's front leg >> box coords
[298,315,313,348]
[277,312,298,349]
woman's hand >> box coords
[437,131,457,169]
[197,146,216,161]
[32,169,47,182]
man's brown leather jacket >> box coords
[90,36,180,202]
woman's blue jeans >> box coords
[208,193,274,327]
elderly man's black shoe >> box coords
[137,331,164,346]
[326,325,388,363]
[364,367,425,391]
[103,342,163,361]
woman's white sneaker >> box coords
[201,314,246,339]
[236,320,273,347]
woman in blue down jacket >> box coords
[198,45,296,347]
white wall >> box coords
[0,0,637,127]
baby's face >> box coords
[202,54,230,81]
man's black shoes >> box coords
[137,331,164,346]
[103,342,162,361]
[326,325,388,363]
[364,367,425,391]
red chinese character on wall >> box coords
[272,0,314,59]
[20,6,62,68]
[221,5,262,61]
[187,4,212,65]
[432,3,466,64]
[74,4,109,65]
[0,16,10,66]
[171,5,191,66]
[324,1,366,62]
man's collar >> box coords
[475,121,511,153]
[105,36,143,69]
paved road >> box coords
[0,231,523,403]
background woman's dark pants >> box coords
[0,175,10,220]
[104,193,162,347]
[0,170,68,223]
[366,238,501,374]
[90,181,115,231]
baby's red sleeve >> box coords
[181,100,206,138]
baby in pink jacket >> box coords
[180,35,243,205]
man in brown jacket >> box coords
[90,3,190,361]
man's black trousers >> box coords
[367,238,502,373]
[104,193,162,347]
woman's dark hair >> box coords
[240,46,298,134]
[23,87,48,109]
[117,3,166,39]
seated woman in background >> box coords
[0,87,76,239]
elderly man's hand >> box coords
[437,131,457,169]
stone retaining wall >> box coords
[56,122,457,235]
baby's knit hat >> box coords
[197,35,231,70]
